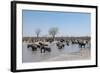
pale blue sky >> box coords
[22,10,91,37]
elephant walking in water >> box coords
[78,40,88,48]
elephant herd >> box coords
[27,39,90,53]
[27,42,51,53]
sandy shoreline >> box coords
[42,48,91,62]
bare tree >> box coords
[49,27,58,40]
[35,28,41,38]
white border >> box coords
[16,3,96,70]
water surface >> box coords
[22,42,90,63]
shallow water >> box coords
[22,42,90,63]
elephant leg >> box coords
[79,45,81,48]
[32,48,34,51]
[84,45,85,48]
[40,48,42,53]
[43,48,46,53]
[80,45,82,48]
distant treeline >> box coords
[22,36,90,42]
